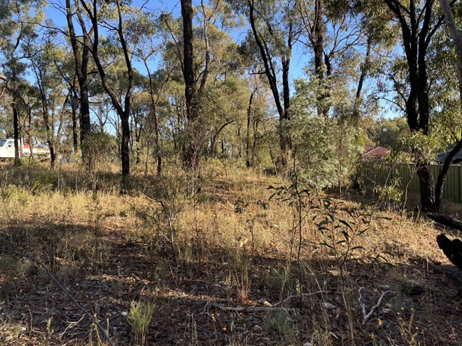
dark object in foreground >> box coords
[437,233,462,271]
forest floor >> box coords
[0,161,461,345]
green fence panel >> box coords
[441,165,461,203]
[361,162,462,204]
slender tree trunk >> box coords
[252,119,260,166]
[79,74,91,156]
[246,91,254,167]
[352,38,372,126]
[211,135,217,156]
[70,89,79,153]
[153,104,162,175]
[12,87,20,166]
[281,57,292,155]
[246,0,293,166]
[80,0,134,186]
[66,0,91,159]
[121,114,130,179]
[143,57,164,176]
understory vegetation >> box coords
[0,160,459,346]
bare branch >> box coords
[0,248,114,346]
[358,287,392,325]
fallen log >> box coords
[428,213,462,232]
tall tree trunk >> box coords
[281,56,292,156]
[153,104,162,176]
[66,0,92,160]
[313,0,329,117]
[80,0,134,186]
[121,114,130,179]
[383,0,443,211]
[417,162,436,212]
[142,57,165,176]
[181,0,199,170]
[246,0,293,167]
[252,119,260,166]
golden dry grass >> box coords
[0,160,460,345]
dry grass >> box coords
[0,160,460,345]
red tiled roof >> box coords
[363,146,388,159]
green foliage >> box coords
[375,117,409,149]
[31,171,54,195]
[315,198,370,275]
[396,131,439,163]
[375,183,403,209]
[289,78,363,190]
[128,299,156,345]
[82,129,118,171]
[269,176,313,265]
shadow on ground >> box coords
[1,217,462,346]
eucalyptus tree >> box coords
[78,0,141,184]
[26,38,72,167]
[381,0,453,211]
[39,36,84,157]
[297,0,393,124]
[226,0,301,167]
[194,2,249,160]
[165,0,245,169]
[180,0,198,169]
[65,0,94,158]
[298,0,337,118]
[132,12,172,176]
[243,74,271,168]
[289,77,344,189]
[140,66,172,176]
[0,0,46,165]
[349,0,399,125]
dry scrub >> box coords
[0,161,459,345]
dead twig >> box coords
[208,302,297,313]
[0,248,114,346]
[358,287,391,324]
[59,315,85,341]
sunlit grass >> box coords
[0,160,454,345]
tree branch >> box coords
[0,248,114,346]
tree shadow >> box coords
[1,218,462,345]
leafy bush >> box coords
[287,78,363,190]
